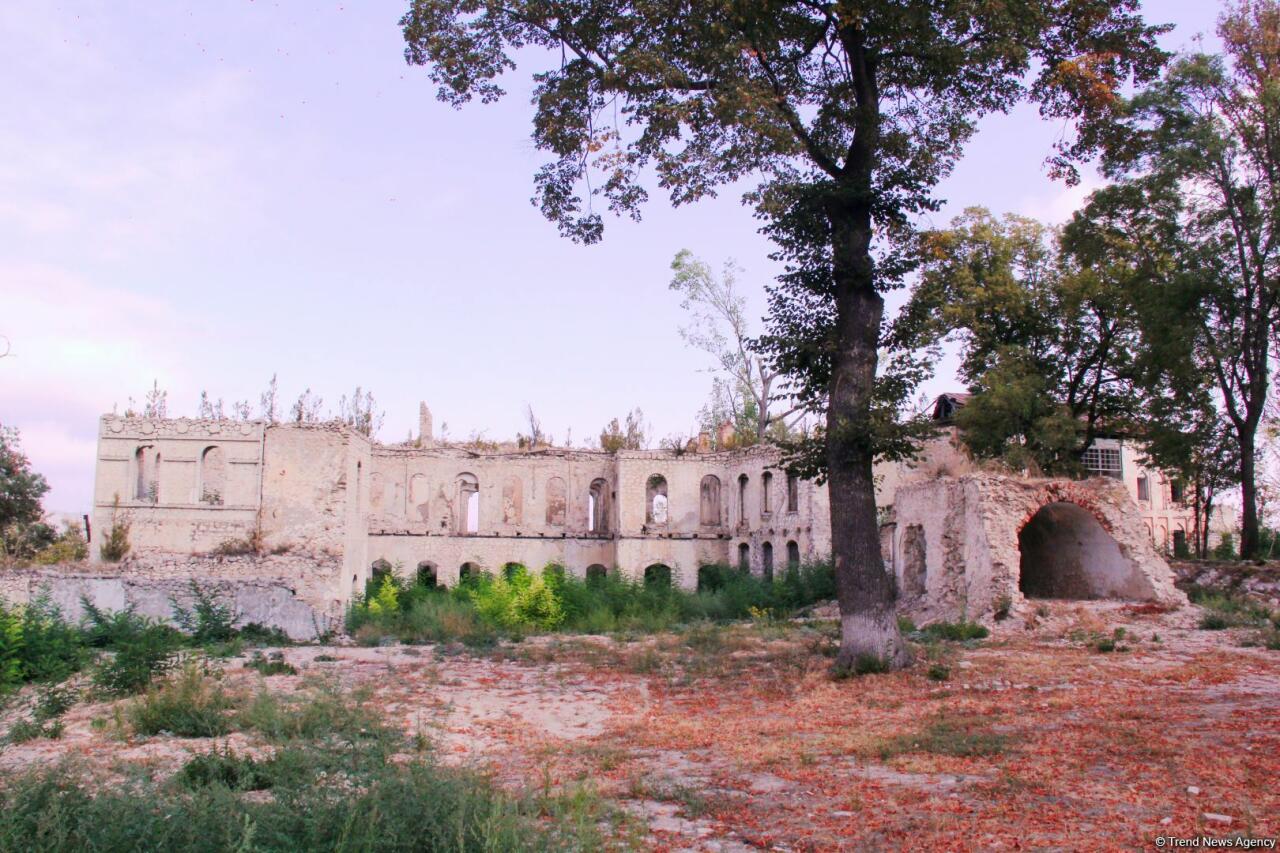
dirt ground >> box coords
[2,599,1277,851]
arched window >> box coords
[588,478,610,533]
[200,446,226,505]
[786,472,799,513]
[786,540,800,569]
[502,476,523,525]
[762,542,774,582]
[644,563,672,588]
[545,476,567,526]
[410,474,430,522]
[459,562,480,584]
[738,543,750,573]
[697,564,725,592]
[699,475,722,526]
[761,472,773,516]
[456,473,479,534]
[135,446,147,500]
[737,474,748,525]
[416,561,438,588]
[586,564,608,584]
[646,475,669,524]
[369,559,392,593]
[369,472,385,512]
[502,562,525,581]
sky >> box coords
[1,1,1224,515]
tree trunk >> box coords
[826,200,909,670]
[1239,426,1259,559]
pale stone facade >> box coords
[88,412,829,611]
[67,402,1184,634]
[883,475,1186,624]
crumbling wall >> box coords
[891,474,1185,623]
[0,552,344,641]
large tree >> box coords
[1081,1,1280,559]
[669,250,798,445]
[0,424,49,559]
[906,208,1141,474]
[401,0,1166,668]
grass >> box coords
[918,620,989,642]
[0,673,622,852]
[244,650,297,676]
[347,561,838,647]
[0,756,616,852]
[1188,586,1278,631]
[875,715,1012,761]
[127,663,237,737]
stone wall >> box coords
[92,418,833,593]
[889,474,1186,623]
[0,552,343,641]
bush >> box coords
[127,663,237,737]
[345,559,839,643]
[98,498,131,562]
[920,620,990,641]
[0,598,89,690]
[171,581,239,644]
[178,745,276,792]
[94,622,183,695]
[1212,533,1237,561]
[32,521,89,565]
[245,650,297,676]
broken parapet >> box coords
[886,474,1186,624]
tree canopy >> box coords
[402,0,1169,668]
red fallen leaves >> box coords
[550,612,1280,850]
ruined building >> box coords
[0,400,1188,639]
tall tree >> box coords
[907,208,1141,474]
[669,250,797,444]
[1083,1,1280,558]
[401,0,1167,668]
[0,424,49,559]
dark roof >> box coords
[930,393,971,422]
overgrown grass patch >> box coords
[0,759,617,851]
[1188,586,1277,630]
[918,620,990,642]
[347,560,839,647]
[127,663,237,738]
[873,715,1012,761]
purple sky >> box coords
[1,1,1222,514]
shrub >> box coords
[94,622,183,695]
[0,598,89,689]
[926,663,951,681]
[245,650,298,676]
[171,581,239,644]
[178,745,275,792]
[127,663,237,737]
[98,498,131,562]
[32,521,89,565]
[921,620,989,641]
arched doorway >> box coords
[644,563,672,589]
[1018,502,1146,599]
